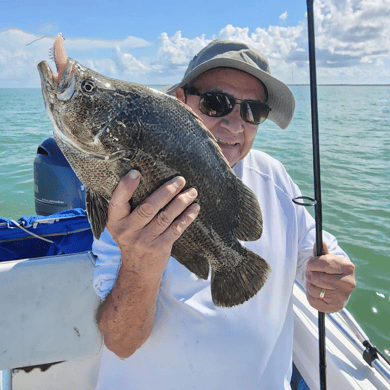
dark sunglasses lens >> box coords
[241,102,270,124]
[199,93,234,117]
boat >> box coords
[1,138,389,390]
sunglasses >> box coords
[184,87,271,125]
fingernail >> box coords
[187,188,197,197]
[129,170,139,179]
[174,176,185,186]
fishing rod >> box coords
[306,2,327,389]
[293,0,327,389]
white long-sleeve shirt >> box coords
[93,149,348,390]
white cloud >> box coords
[2,0,390,87]
[82,58,118,78]
[0,28,152,87]
[215,24,304,82]
[310,0,390,66]
[279,12,288,21]
[113,46,149,74]
[63,35,150,51]
[156,31,209,68]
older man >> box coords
[93,40,356,389]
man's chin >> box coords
[217,143,240,167]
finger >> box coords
[108,170,141,222]
[306,254,354,275]
[306,295,335,313]
[313,241,329,257]
[162,202,200,241]
[306,282,335,300]
[153,187,198,232]
[306,268,345,288]
[306,286,347,313]
[131,176,186,226]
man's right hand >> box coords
[97,170,200,359]
[106,170,200,277]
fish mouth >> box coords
[37,34,131,162]
[37,33,76,107]
[38,59,75,106]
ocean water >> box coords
[0,86,389,358]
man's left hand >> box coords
[306,242,356,313]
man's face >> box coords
[176,68,266,167]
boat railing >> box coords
[328,308,390,384]
[295,281,390,385]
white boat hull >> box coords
[1,252,389,390]
[293,284,389,389]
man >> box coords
[93,40,356,389]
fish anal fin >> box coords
[86,188,109,239]
[233,178,263,241]
[172,241,210,280]
[211,246,270,307]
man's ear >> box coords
[174,88,186,103]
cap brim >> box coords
[165,58,295,129]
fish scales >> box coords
[37,33,271,307]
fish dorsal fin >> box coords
[86,188,109,239]
[232,178,263,241]
[175,96,262,241]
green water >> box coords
[0,86,389,357]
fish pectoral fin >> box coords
[211,244,271,307]
[232,178,263,241]
[86,188,109,239]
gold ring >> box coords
[319,289,326,299]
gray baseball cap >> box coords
[166,39,295,129]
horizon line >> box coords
[1,84,390,89]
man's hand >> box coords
[106,170,200,277]
[305,242,356,313]
[98,170,200,359]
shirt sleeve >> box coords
[92,228,122,301]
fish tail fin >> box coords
[211,246,271,307]
[86,188,109,239]
[232,178,263,241]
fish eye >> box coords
[81,79,96,94]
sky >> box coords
[1,0,390,87]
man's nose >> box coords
[220,105,244,133]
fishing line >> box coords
[26,35,52,46]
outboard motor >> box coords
[34,137,86,215]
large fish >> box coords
[37,33,270,307]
